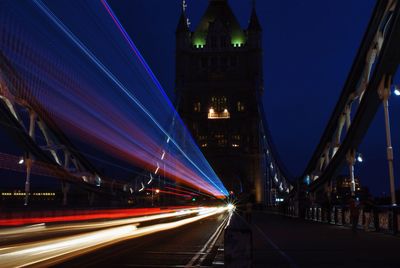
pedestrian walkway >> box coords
[250,211,400,267]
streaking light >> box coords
[227,203,235,211]
[0,206,229,267]
[0,0,228,198]
[154,163,160,175]
[138,182,145,192]
[147,173,153,185]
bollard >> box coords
[224,215,253,268]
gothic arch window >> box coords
[215,132,227,147]
[231,134,241,148]
[198,135,208,148]
[208,96,230,119]
[194,102,201,112]
[237,101,245,111]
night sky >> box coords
[1,0,399,197]
[107,0,400,197]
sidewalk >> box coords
[249,211,400,267]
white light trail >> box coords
[0,206,229,268]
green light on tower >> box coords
[231,29,246,47]
[231,36,244,47]
[193,37,206,48]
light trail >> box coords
[29,0,228,197]
[0,1,229,199]
[0,206,229,268]
[0,206,195,227]
[147,188,192,198]
[0,207,207,238]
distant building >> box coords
[1,189,57,204]
[332,175,370,203]
[175,0,265,204]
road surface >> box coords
[0,206,230,267]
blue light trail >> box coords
[0,1,228,197]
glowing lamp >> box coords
[394,85,400,96]
[357,153,363,163]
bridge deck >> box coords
[250,212,400,267]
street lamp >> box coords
[357,153,363,163]
[393,85,400,96]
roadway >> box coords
[0,207,229,268]
[56,212,226,267]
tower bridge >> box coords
[0,0,399,267]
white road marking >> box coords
[185,213,229,267]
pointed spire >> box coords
[176,1,189,33]
[176,13,188,32]
[248,0,261,31]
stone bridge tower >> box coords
[175,0,265,204]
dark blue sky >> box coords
[1,0,399,197]
[107,0,400,196]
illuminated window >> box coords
[215,133,227,147]
[208,108,230,119]
[237,101,245,112]
[232,134,241,148]
[194,102,201,112]
[198,135,207,140]
[218,139,227,147]
[208,96,230,119]
[198,135,207,148]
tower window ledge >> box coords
[208,108,230,119]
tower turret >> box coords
[176,8,191,49]
[247,1,262,49]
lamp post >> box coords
[378,76,397,206]
[346,150,356,196]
